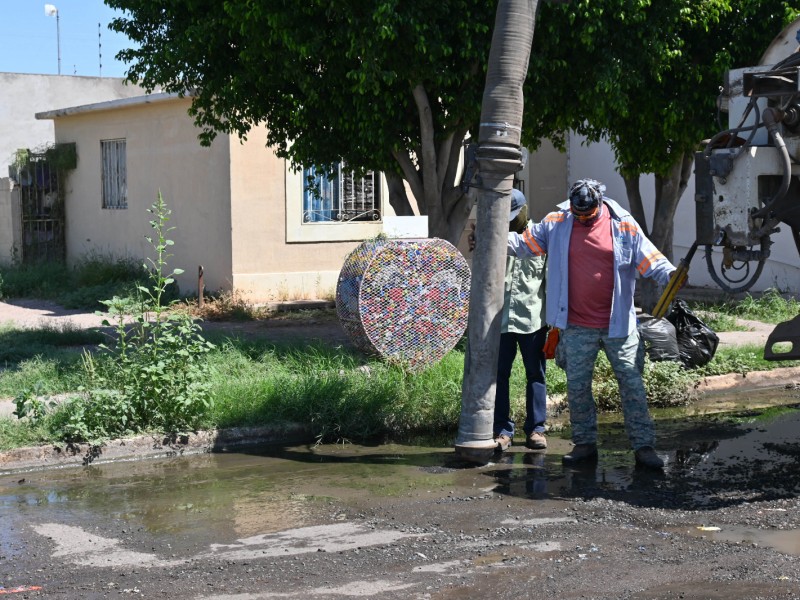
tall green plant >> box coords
[60,193,215,442]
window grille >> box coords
[101,139,127,209]
[303,163,381,223]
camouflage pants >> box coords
[559,325,655,450]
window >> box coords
[101,139,127,209]
[302,164,381,223]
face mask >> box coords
[571,203,600,223]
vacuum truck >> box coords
[694,16,800,360]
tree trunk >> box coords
[385,172,415,217]
[629,152,693,313]
[623,174,648,237]
[455,0,538,461]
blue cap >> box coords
[510,188,526,221]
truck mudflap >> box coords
[764,315,800,360]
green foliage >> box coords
[694,343,797,376]
[208,341,464,443]
[695,311,747,332]
[0,261,72,299]
[56,193,215,442]
[106,0,495,229]
[0,322,103,365]
[12,382,56,422]
[590,353,697,412]
[733,289,800,323]
[527,0,800,176]
[0,417,53,451]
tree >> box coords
[106,0,497,244]
[523,0,800,308]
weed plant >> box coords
[694,344,798,377]
[3,280,800,449]
[182,290,274,321]
[590,353,697,412]
[54,193,215,442]
[0,417,52,451]
[0,322,103,364]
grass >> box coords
[690,288,800,326]
[1,316,795,452]
[0,255,147,311]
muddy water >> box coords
[1,389,799,559]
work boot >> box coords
[526,431,547,450]
[634,446,665,470]
[562,443,598,465]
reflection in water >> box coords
[480,403,800,511]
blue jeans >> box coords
[493,327,548,438]
[560,325,654,450]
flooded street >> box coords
[2,389,800,598]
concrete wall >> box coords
[521,138,569,221]
[50,96,234,297]
[0,73,144,172]
[0,178,21,263]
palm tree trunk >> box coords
[455,0,538,461]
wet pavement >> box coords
[2,388,800,598]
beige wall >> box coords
[52,97,234,296]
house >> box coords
[0,73,145,264]
[37,93,404,301]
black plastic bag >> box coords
[666,299,719,369]
[638,317,680,362]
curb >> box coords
[0,423,313,475]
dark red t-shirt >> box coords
[568,206,614,329]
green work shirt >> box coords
[502,254,546,334]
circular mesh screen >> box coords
[336,237,471,371]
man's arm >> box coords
[632,221,676,286]
[509,221,548,258]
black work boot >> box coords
[562,443,598,465]
[634,446,665,470]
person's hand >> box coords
[468,223,476,252]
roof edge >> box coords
[35,91,184,120]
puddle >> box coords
[480,401,800,511]
[1,394,799,556]
[680,523,800,556]
[0,443,460,554]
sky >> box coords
[0,1,134,78]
